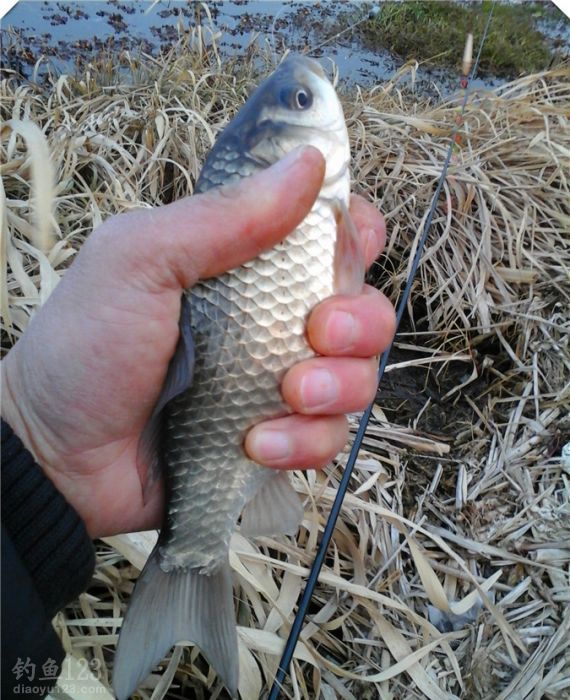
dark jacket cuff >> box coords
[2,524,66,698]
[1,419,95,617]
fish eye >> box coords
[295,89,311,109]
[279,85,313,110]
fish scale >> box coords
[161,200,337,573]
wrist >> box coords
[1,353,34,453]
[1,351,60,476]
[1,352,95,534]
[1,419,95,616]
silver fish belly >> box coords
[114,55,358,699]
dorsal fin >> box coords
[137,295,195,501]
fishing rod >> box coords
[268,4,496,698]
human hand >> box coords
[1,146,395,538]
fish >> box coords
[113,54,364,699]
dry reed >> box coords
[1,28,569,700]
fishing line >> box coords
[305,8,373,57]
[268,4,496,698]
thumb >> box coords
[102,145,326,290]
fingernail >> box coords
[326,310,357,352]
[365,227,381,261]
[249,429,292,462]
[300,368,339,411]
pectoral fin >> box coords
[137,295,195,501]
[333,199,366,295]
[240,471,304,537]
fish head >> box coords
[217,54,350,196]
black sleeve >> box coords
[1,420,96,699]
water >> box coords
[0,1,494,94]
[3,0,555,96]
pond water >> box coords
[1,0,509,97]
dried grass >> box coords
[2,29,569,700]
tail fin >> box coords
[113,546,238,699]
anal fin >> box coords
[240,471,304,537]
